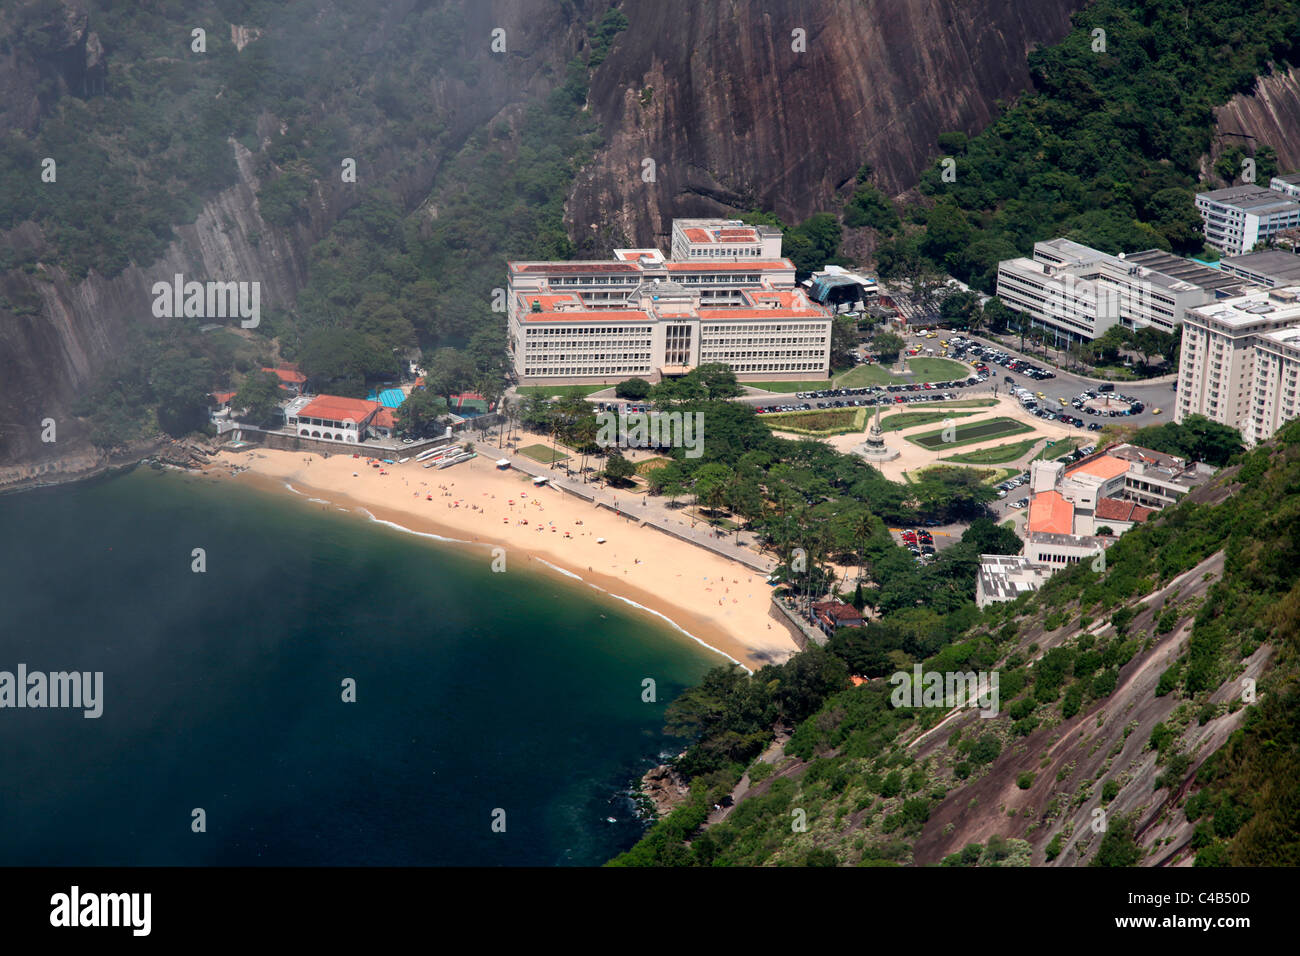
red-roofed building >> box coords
[811,600,866,636]
[285,394,386,443]
[210,390,237,408]
[262,366,309,394]
[1028,490,1075,536]
[506,219,830,385]
[1094,497,1156,532]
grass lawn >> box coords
[941,436,1042,465]
[832,364,895,387]
[1001,520,1016,530]
[879,409,978,433]
[905,357,969,381]
[924,398,999,409]
[1032,437,1081,461]
[517,443,569,463]
[744,379,832,393]
[515,384,610,399]
[907,416,1035,450]
[762,407,866,435]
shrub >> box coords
[1017,772,1035,790]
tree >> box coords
[152,352,216,435]
[394,388,447,438]
[960,517,1021,556]
[871,331,905,362]
[426,347,474,408]
[233,369,283,427]
[615,377,651,399]
[831,316,858,369]
[602,450,636,486]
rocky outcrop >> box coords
[640,763,691,819]
[1211,63,1300,173]
[567,0,1086,250]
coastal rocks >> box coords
[640,763,690,819]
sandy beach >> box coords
[207,447,801,669]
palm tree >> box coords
[853,512,873,588]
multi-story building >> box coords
[1269,172,1300,200]
[1218,249,1300,288]
[974,554,1052,608]
[1195,184,1300,256]
[995,238,1229,344]
[507,221,833,384]
[1174,287,1300,440]
[1249,327,1300,445]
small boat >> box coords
[398,457,410,464]
[596,537,606,544]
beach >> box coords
[208,447,801,669]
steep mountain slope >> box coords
[567,0,1085,250]
[0,0,599,484]
[615,428,1300,867]
[1212,63,1300,173]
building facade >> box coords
[1195,184,1300,256]
[507,221,832,384]
[995,238,1229,344]
[1175,287,1300,443]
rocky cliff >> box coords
[566,0,1086,251]
[1211,63,1300,173]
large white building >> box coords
[1195,184,1300,256]
[1175,286,1300,443]
[995,239,1231,344]
[507,220,833,384]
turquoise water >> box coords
[0,467,719,865]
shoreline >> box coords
[207,448,802,670]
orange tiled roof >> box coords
[263,366,307,385]
[297,395,381,424]
[1028,490,1074,535]
[1066,455,1131,481]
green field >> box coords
[517,443,569,463]
[942,437,1042,465]
[1032,437,1081,461]
[515,384,610,399]
[905,357,969,382]
[832,364,895,387]
[878,410,979,433]
[907,416,1035,450]
[762,407,866,435]
[923,398,999,409]
[744,379,832,393]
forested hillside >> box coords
[611,421,1300,867]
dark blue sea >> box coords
[0,467,718,865]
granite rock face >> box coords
[566,0,1086,251]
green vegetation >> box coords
[905,357,969,382]
[832,365,895,387]
[745,380,833,394]
[908,417,1035,450]
[874,0,1300,304]
[516,384,611,399]
[879,410,979,433]
[516,444,568,464]
[760,408,866,436]
[614,378,652,400]
[1131,415,1245,467]
[1033,438,1080,462]
[942,437,1042,465]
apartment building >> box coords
[1175,287,1300,441]
[1268,172,1300,200]
[1195,184,1300,256]
[995,238,1227,344]
[1249,327,1300,445]
[506,221,832,384]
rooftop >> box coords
[295,395,382,424]
[1197,184,1300,213]
[1065,454,1132,481]
[1028,489,1075,535]
[1096,497,1156,523]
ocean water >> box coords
[0,467,719,865]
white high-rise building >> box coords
[507,221,833,384]
[1175,287,1300,443]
